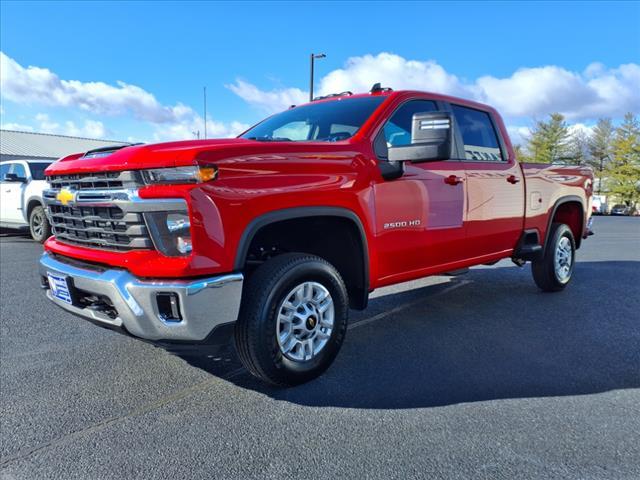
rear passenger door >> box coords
[449,104,525,258]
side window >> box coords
[451,105,503,161]
[12,163,27,178]
[0,163,11,180]
[375,100,438,159]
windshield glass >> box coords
[28,162,52,180]
[241,96,386,142]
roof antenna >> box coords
[370,83,392,93]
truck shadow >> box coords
[175,260,640,409]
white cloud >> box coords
[506,125,532,146]
[153,117,249,142]
[0,52,192,123]
[1,122,34,132]
[229,52,640,122]
[476,63,640,120]
[319,53,468,98]
[227,79,307,114]
[0,52,245,141]
[568,123,594,137]
[14,113,111,138]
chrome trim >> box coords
[39,252,243,342]
[43,188,186,213]
[47,170,142,190]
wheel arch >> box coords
[26,197,44,220]
[234,207,371,309]
[545,196,585,251]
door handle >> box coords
[444,175,463,186]
[507,175,520,184]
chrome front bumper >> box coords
[39,252,243,342]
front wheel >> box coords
[531,223,576,292]
[29,205,51,243]
[234,253,349,387]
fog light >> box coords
[145,211,193,257]
[157,292,182,322]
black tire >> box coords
[29,205,51,243]
[234,253,349,387]
[531,223,576,292]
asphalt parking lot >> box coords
[1,216,639,479]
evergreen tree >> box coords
[588,118,614,194]
[513,144,531,163]
[606,113,640,206]
[525,113,571,163]
[568,127,590,166]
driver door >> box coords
[372,99,468,284]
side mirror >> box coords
[388,112,453,163]
[3,173,27,183]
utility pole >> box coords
[203,86,207,139]
[309,53,326,102]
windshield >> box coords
[28,162,52,180]
[241,96,386,142]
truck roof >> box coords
[300,88,498,115]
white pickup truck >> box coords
[0,160,53,242]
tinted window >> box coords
[241,96,385,142]
[29,162,52,180]
[0,163,11,180]
[451,105,503,161]
[375,100,438,159]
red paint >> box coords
[44,90,593,289]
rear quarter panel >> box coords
[521,163,594,244]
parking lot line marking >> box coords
[348,279,471,331]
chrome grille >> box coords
[47,171,143,190]
[45,171,152,251]
[48,204,152,250]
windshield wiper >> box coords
[246,136,292,142]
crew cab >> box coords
[39,86,594,386]
[1,159,53,242]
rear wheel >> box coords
[234,253,349,386]
[531,223,575,292]
[29,205,51,243]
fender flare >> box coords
[233,206,371,304]
[544,195,585,251]
[25,196,45,223]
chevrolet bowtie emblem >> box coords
[56,188,75,206]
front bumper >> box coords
[39,252,243,342]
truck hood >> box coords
[45,138,360,176]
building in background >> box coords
[0,130,127,163]
[0,130,129,241]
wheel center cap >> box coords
[306,316,317,330]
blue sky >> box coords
[1,1,639,144]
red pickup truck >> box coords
[40,86,594,386]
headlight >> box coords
[142,166,217,184]
[145,211,192,256]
